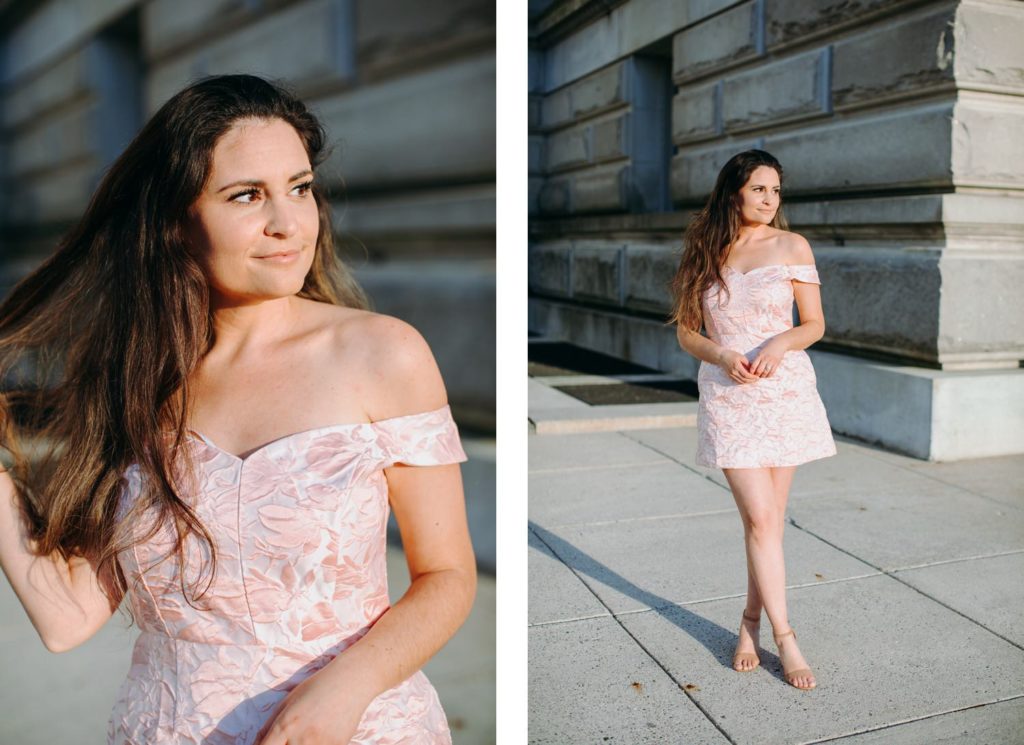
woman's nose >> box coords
[264,198,298,238]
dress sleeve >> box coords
[789,265,821,284]
[373,404,468,468]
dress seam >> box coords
[132,542,172,638]
[131,542,176,737]
[236,465,259,642]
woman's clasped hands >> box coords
[717,339,788,384]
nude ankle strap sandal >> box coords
[773,628,816,690]
[732,611,761,672]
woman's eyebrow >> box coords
[216,169,313,193]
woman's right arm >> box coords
[0,469,120,653]
[676,325,725,365]
[677,326,760,384]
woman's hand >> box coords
[749,339,789,378]
[716,349,760,384]
[253,664,371,745]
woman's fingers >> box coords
[751,355,779,377]
[733,364,757,383]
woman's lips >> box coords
[254,249,301,262]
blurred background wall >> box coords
[528,0,1024,462]
[0,1,495,742]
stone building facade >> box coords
[0,0,497,580]
[0,0,496,430]
[529,0,1024,460]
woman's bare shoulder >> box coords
[309,303,446,418]
[311,304,427,358]
[778,230,815,264]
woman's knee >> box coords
[743,507,784,540]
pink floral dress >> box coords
[696,264,837,468]
[107,405,467,744]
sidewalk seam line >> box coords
[529,568,882,628]
[889,547,1024,573]
[528,523,739,745]
[620,431,732,490]
[529,458,671,475]
[543,508,737,529]
[853,446,1024,514]
[790,518,1024,654]
[602,572,884,620]
[798,692,1024,744]
[528,612,612,628]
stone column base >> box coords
[811,350,1024,462]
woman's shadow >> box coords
[530,520,784,681]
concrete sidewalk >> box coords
[528,378,1024,743]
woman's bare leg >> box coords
[725,466,815,687]
[731,533,763,669]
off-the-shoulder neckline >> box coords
[722,263,816,276]
[182,403,453,465]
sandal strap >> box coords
[773,628,796,642]
[742,611,761,623]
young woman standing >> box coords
[0,75,476,743]
[671,149,837,691]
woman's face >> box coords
[189,117,319,306]
[735,165,781,227]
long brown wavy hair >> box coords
[0,74,368,616]
[668,149,789,331]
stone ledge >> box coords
[529,402,699,435]
[813,350,1024,461]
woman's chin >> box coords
[213,279,309,307]
[740,214,775,228]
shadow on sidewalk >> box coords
[530,521,771,676]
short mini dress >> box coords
[107,404,467,744]
[696,264,837,468]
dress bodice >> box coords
[109,404,466,744]
[701,264,820,347]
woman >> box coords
[670,149,836,691]
[0,74,476,743]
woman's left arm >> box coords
[256,315,476,745]
[326,458,475,692]
[749,235,826,376]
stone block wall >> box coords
[530,0,1024,371]
[534,54,672,216]
[0,0,496,429]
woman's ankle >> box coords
[770,621,792,637]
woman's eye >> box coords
[292,180,313,196]
[230,188,261,203]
